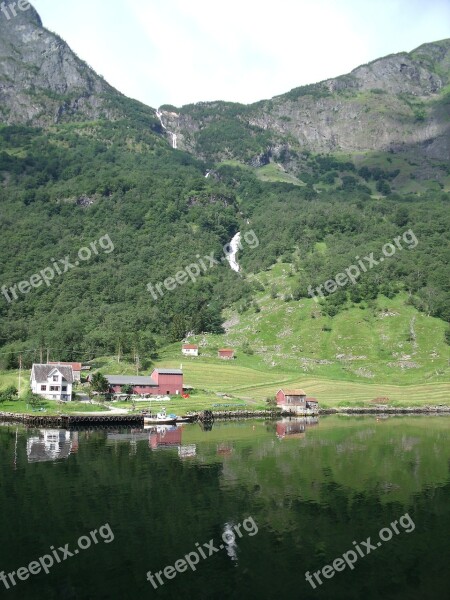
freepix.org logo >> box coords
[1,1,31,21]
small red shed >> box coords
[218,348,235,360]
[276,389,307,406]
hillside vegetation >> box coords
[0,6,448,397]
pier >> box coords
[0,412,144,428]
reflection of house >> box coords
[276,389,319,413]
[149,425,182,450]
[31,364,73,401]
[27,429,78,462]
[218,348,235,360]
[48,362,82,382]
[178,445,197,459]
[217,443,234,456]
[182,344,199,357]
[276,417,319,439]
[106,369,183,396]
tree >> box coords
[445,327,450,346]
[90,372,110,394]
[23,389,42,409]
[0,385,18,403]
[121,384,134,402]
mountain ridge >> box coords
[157,38,450,180]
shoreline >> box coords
[1,405,449,427]
[320,406,450,414]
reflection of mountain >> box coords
[27,430,78,463]
[275,417,319,440]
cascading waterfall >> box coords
[226,232,241,273]
[155,109,177,149]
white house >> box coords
[182,344,199,357]
[48,361,82,382]
[30,364,74,401]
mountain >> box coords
[0,4,160,129]
[158,40,450,187]
[0,4,448,372]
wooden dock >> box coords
[0,411,144,428]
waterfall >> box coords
[155,109,177,149]
[226,232,241,273]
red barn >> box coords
[218,348,235,360]
[151,369,183,395]
[276,389,319,414]
[105,368,183,396]
[276,389,307,407]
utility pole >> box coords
[46,348,49,363]
[18,354,22,396]
[40,346,43,363]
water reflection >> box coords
[106,424,198,458]
[275,417,319,440]
[26,429,78,462]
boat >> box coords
[143,408,194,425]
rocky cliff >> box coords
[0,3,154,126]
[158,40,450,168]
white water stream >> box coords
[155,109,177,149]
[226,232,241,273]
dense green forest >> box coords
[218,163,450,321]
[0,120,256,366]
[0,117,449,368]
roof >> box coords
[106,375,157,386]
[153,369,183,375]
[279,389,307,396]
[48,361,82,371]
[32,364,74,383]
[218,348,234,353]
[182,344,198,349]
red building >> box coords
[276,389,319,412]
[218,348,235,360]
[276,389,307,407]
[106,368,183,396]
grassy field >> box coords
[1,262,448,413]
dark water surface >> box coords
[0,415,449,600]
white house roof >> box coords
[31,364,74,383]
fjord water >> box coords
[0,416,449,600]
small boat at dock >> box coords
[143,408,194,425]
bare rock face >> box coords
[1,4,448,171]
[162,40,450,164]
[0,2,119,125]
